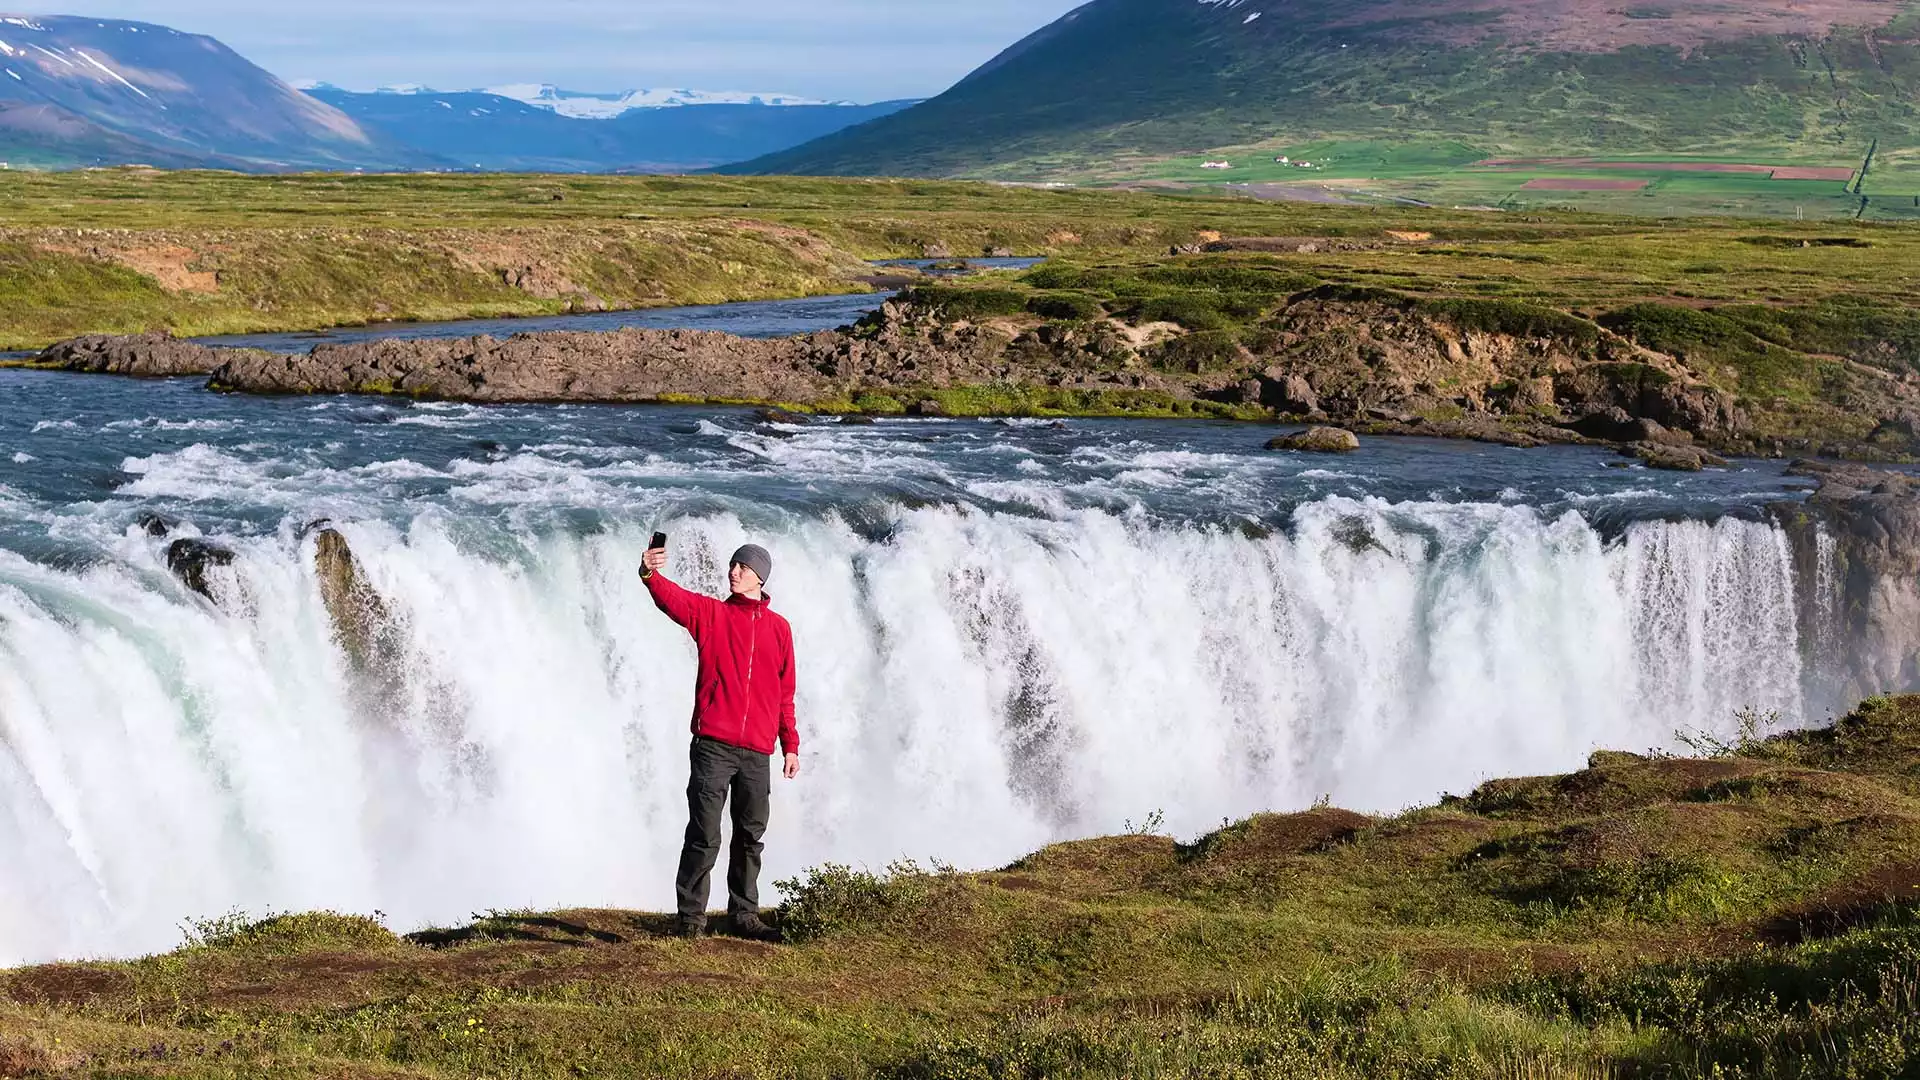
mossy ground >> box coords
[886,239,1920,445]
[2,170,1919,356]
[8,697,1920,1078]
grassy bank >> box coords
[5,697,1920,1078]
[3,170,1919,352]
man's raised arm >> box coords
[640,550,716,634]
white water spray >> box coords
[0,500,1808,964]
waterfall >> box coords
[0,499,1810,964]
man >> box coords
[640,539,800,941]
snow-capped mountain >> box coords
[485,84,851,117]
[310,82,854,119]
[0,15,429,169]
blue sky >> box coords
[69,1,1087,100]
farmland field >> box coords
[1132,139,1920,219]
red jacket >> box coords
[644,572,799,757]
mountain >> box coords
[0,14,426,170]
[307,86,916,172]
[732,0,1920,177]
[478,84,853,118]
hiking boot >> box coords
[674,915,706,939]
[728,911,777,941]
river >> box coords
[0,287,1849,965]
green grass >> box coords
[9,696,1920,1077]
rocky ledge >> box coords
[21,287,1920,464]
[1774,461,1920,705]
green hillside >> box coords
[732,0,1920,180]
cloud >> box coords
[67,0,1087,100]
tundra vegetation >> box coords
[5,696,1920,1077]
[8,171,1920,457]
[0,169,1913,350]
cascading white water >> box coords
[0,498,1807,965]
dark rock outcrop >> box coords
[199,301,1175,407]
[166,538,235,601]
[1627,442,1728,472]
[313,529,398,678]
[1775,462,1920,707]
[33,333,243,377]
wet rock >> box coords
[137,512,176,538]
[909,399,949,417]
[166,539,235,601]
[984,246,1015,258]
[837,414,877,426]
[1267,426,1360,453]
[1627,443,1726,471]
[753,407,812,426]
[314,529,395,675]
[1773,462,1920,704]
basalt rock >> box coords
[1626,442,1727,472]
[313,529,399,680]
[166,538,235,601]
[33,332,247,377]
[1267,426,1360,453]
[1774,462,1920,706]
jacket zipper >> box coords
[740,608,760,745]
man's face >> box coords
[728,561,763,597]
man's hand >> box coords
[783,753,800,780]
[640,547,667,577]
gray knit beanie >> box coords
[730,544,773,585]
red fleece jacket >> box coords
[644,571,799,757]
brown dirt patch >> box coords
[1522,178,1650,191]
[39,241,219,293]
[0,1035,84,1078]
[1,965,132,1008]
[1771,167,1858,182]
[1759,860,1920,943]
[1407,942,1584,982]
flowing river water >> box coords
[0,287,1854,965]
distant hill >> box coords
[732,0,1920,178]
[0,14,426,170]
[308,87,916,173]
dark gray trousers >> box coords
[675,735,772,918]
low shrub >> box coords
[777,859,953,942]
[1026,291,1105,321]
[900,285,1031,319]
[181,910,397,954]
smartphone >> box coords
[650,531,668,551]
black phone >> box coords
[649,531,668,551]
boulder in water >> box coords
[754,407,812,426]
[314,529,395,675]
[1628,443,1727,472]
[166,539,235,600]
[137,512,177,538]
[1267,427,1360,453]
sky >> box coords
[61,1,1088,101]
